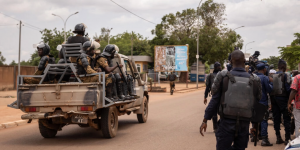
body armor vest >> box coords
[214,70,265,122]
[76,53,95,75]
[66,36,89,45]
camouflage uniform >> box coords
[95,57,113,86]
[24,55,53,84]
[77,55,100,83]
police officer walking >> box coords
[200,50,264,150]
[204,62,222,133]
[255,63,273,146]
[168,72,176,95]
[271,59,292,145]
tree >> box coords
[150,0,243,81]
[279,33,300,70]
[9,60,17,66]
[261,56,280,70]
[0,51,6,65]
[40,28,74,60]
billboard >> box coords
[154,45,189,72]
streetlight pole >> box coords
[52,12,79,42]
[244,41,255,53]
[196,0,203,89]
[18,21,22,76]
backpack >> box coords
[212,70,266,122]
[205,73,216,89]
[271,72,291,96]
[169,74,176,81]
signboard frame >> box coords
[154,45,189,72]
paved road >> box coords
[0,90,288,150]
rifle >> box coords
[116,62,128,85]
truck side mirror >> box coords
[134,73,139,79]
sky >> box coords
[0,0,299,64]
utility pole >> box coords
[131,31,133,59]
[18,21,22,76]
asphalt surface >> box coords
[0,90,288,150]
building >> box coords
[128,56,153,73]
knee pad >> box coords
[114,73,122,82]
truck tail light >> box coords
[25,107,37,112]
[80,106,93,111]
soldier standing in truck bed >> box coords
[66,23,89,63]
[24,43,55,84]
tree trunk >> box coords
[179,72,188,83]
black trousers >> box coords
[271,96,291,138]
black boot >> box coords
[276,135,284,144]
[261,136,273,146]
[105,84,115,102]
[123,82,131,100]
[127,75,135,99]
[112,81,120,101]
[117,81,125,101]
[285,134,291,145]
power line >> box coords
[110,0,156,25]
[0,12,43,30]
[23,25,41,32]
[0,24,18,26]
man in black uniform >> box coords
[200,50,263,150]
[272,59,292,145]
[66,23,89,63]
[204,62,222,133]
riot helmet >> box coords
[81,41,100,53]
[73,23,87,35]
[102,44,119,57]
[37,43,50,56]
[270,64,274,69]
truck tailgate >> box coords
[18,83,102,107]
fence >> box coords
[0,66,37,90]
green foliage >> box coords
[279,33,300,70]
[9,60,17,66]
[261,56,280,70]
[150,0,243,67]
[0,51,6,65]
[205,61,210,74]
[40,28,74,59]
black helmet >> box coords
[270,64,274,69]
[37,43,50,56]
[102,44,119,57]
[73,23,87,34]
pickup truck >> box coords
[8,43,149,138]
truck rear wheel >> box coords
[38,119,58,138]
[137,96,148,123]
[101,107,118,138]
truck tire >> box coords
[38,119,57,138]
[101,107,118,138]
[137,96,148,123]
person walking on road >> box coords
[204,62,222,133]
[288,73,300,138]
[168,72,176,95]
[255,63,273,146]
[272,59,292,145]
[200,50,264,150]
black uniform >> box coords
[204,68,253,150]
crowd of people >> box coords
[200,48,300,150]
[23,23,137,102]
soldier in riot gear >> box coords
[200,50,265,150]
[204,62,222,133]
[255,63,273,146]
[76,41,102,83]
[94,44,125,101]
[24,43,55,84]
[67,23,90,63]
[271,59,292,145]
